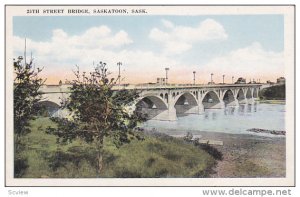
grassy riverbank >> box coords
[19,117,285,178]
[20,117,217,178]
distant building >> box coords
[276,77,285,84]
[157,78,166,85]
[235,77,246,84]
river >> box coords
[141,102,285,137]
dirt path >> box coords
[192,131,286,178]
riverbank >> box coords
[21,117,217,178]
[176,131,286,177]
[259,99,285,104]
[24,117,285,178]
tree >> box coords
[47,62,146,176]
[14,56,45,177]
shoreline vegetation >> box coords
[21,116,285,178]
[259,100,285,104]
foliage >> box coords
[183,132,193,142]
[13,56,45,177]
[183,132,223,161]
[47,62,146,175]
[22,117,216,178]
[259,84,285,100]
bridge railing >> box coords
[41,83,263,93]
[112,83,262,90]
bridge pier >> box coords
[152,106,177,121]
[226,99,239,107]
[214,100,225,109]
[238,99,248,104]
[203,100,225,109]
[247,98,255,104]
[176,104,204,114]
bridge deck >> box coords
[41,83,262,93]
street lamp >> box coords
[193,71,196,85]
[165,67,169,85]
[232,76,234,84]
[222,74,225,84]
[117,62,122,88]
[210,73,214,84]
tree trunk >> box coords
[96,136,104,177]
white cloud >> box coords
[14,25,132,53]
[12,25,282,85]
[13,25,133,63]
[13,26,181,84]
[201,42,284,83]
[149,18,228,55]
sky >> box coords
[13,15,284,84]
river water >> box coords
[141,102,285,137]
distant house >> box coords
[276,77,286,84]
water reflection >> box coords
[247,104,252,113]
[238,104,245,114]
[212,112,217,120]
[142,102,285,135]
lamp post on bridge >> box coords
[165,67,169,85]
[117,62,122,89]
[193,71,196,85]
[210,73,214,84]
[232,76,234,84]
[222,74,225,84]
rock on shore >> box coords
[247,128,286,136]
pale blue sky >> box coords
[14,15,283,50]
[12,15,284,84]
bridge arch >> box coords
[202,90,222,109]
[36,100,61,116]
[173,92,198,114]
[222,89,236,105]
[135,95,168,119]
[253,88,258,98]
[236,89,245,102]
[246,88,252,99]
[174,92,198,105]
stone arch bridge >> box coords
[40,84,261,121]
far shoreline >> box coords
[259,99,285,104]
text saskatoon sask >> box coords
[27,8,147,14]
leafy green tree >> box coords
[259,84,285,100]
[47,62,145,176]
[14,56,45,177]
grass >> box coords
[19,117,216,178]
[234,160,270,177]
